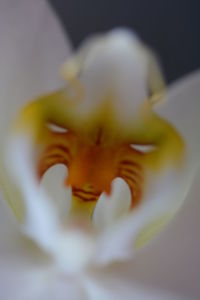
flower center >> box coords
[37,126,145,219]
[13,87,185,221]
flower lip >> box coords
[7,28,185,223]
[36,112,184,221]
[3,29,187,264]
[37,124,147,218]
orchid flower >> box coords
[0,1,200,300]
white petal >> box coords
[0,265,47,300]
[105,169,200,299]
[0,197,50,300]
[0,0,72,247]
[0,0,71,140]
[83,271,188,300]
[80,29,146,115]
[37,278,88,300]
[0,194,89,300]
[93,178,131,230]
[94,71,200,264]
[95,162,192,264]
[0,257,87,300]
[0,248,87,300]
[41,164,71,223]
[155,70,200,172]
[6,136,97,275]
[6,137,61,252]
[64,28,163,125]
[0,191,22,251]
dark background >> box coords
[49,0,200,83]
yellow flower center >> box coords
[13,85,185,221]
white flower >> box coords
[0,1,200,300]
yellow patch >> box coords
[0,175,25,223]
[134,213,173,250]
[70,195,97,221]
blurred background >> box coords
[49,0,200,84]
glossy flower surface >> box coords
[0,1,200,299]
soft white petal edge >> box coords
[0,194,88,300]
[0,0,71,140]
[111,169,200,300]
[0,259,88,300]
[0,0,72,222]
[83,274,189,300]
[93,178,131,229]
[95,70,200,264]
[63,28,164,124]
[156,69,200,171]
[6,136,97,274]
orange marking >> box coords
[37,126,148,212]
